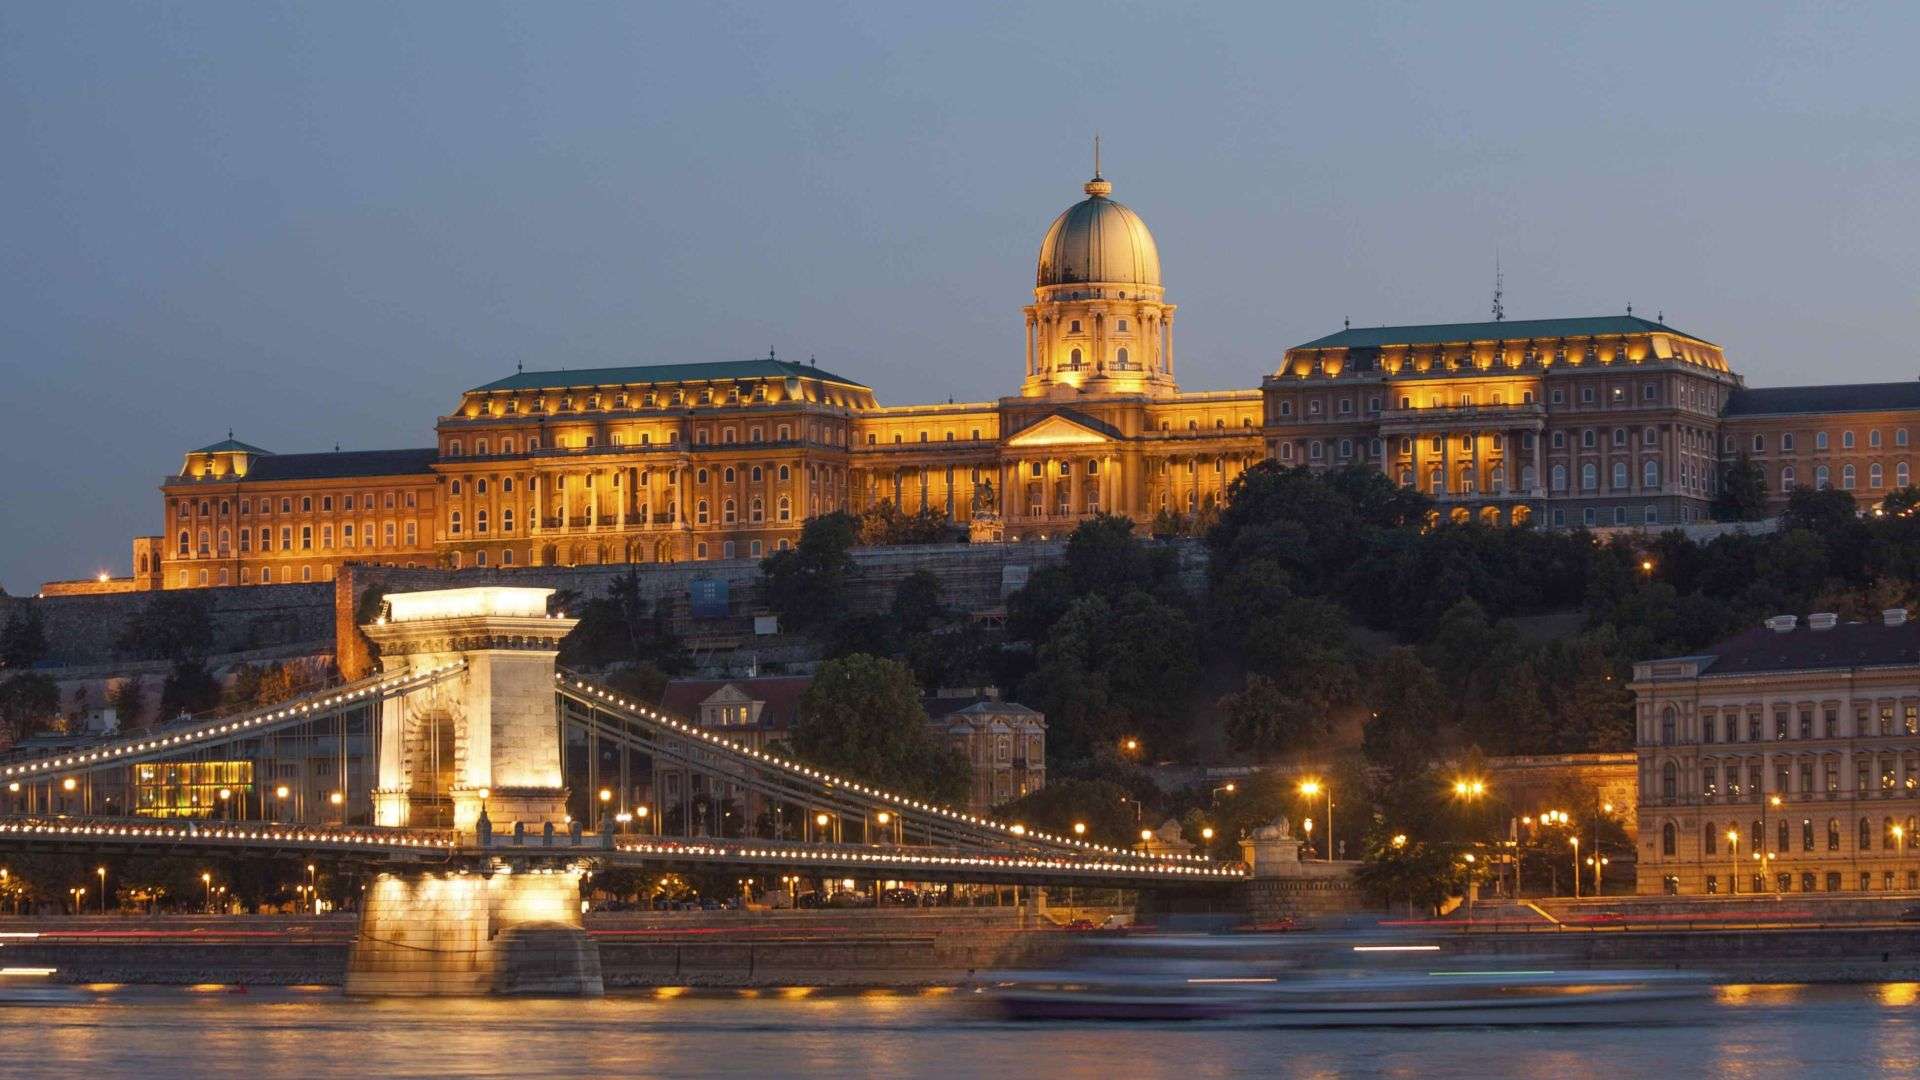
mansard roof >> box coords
[193,438,273,455]
[1294,315,1707,351]
[1722,382,1920,417]
[470,359,868,394]
[240,448,438,482]
[1690,620,1920,677]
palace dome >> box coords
[1034,174,1161,289]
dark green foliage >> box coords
[992,778,1142,847]
[559,569,690,672]
[0,604,47,670]
[790,654,969,804]
[1018,591,1201,761]
[0,673,59,744]
[1712,453,1769,521]
[109,678,146,729]
[759,512,859,636]
[158,659,221,720]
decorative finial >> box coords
[1491,252,1505,322]
[1084,135,1112,198]
[333,442,341,452]
[227,427,234,441]
[1344,316,1350,330]
[1657,309,1664,323]
[769,346,777,361]
[1627,302,1633,316]
[516,359,523,373]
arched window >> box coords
[1069,348,1082,369]
[1643,460,1660,488]
[1661,761,1677,799]
[723,467,736,484]
[1581,463,1598,491]
[1871,463,1884,488]
[1842,464,1856,489]
[1778,819,1790,853]
[1116,347,1129,367]
[1802,818,1815,851]
[1816,465,1830,489]
[723,499,736,524]
[1661,822,1676,856]
[1612,462,1629,489]
[779,464,791,481]
[1521,464,1536,490]
[696,499,709,525]
[1551,464,1567,492]
[1704,823,1718,855]
[1661,706,1676,745]
[777,496,791,522]
[1781,466,1796,491]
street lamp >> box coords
[307,864,318,914]
[1727,828,1741,895]
[1391,833,1408,849]
[201,872,212,913]
[636,805,651,836]
[1072,821,1086,837]
[217,787,232,821]
[1201,826,1215,842]
[96,866,106,914]
[1299,779,1332,861]
[1569,836,1580,899]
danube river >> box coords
[3,983,1917,1077]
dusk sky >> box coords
[3,2,1919,593]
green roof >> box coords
[1293,315,1712,350]
[470,359,869,394]
[194,438,274,455]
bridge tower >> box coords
[349,586,602,996]
[363,586,576,839]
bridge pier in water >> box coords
[348,587,602,996]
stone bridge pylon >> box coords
[347,586,602,997]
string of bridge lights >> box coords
[0,662,468,783]
[0,817,455,852]
[561,675,1216,867]
[609,838,1245,878]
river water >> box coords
[3,982,1917,1078]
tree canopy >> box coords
[789,654,969,804]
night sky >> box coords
[4,2,1919,593]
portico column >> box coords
[1441,431,1452,495]
[1532,431,1544,496]
[1409,434,1421,492]
[1068,457,1083,518]
[620,468,629,528]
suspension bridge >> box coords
[0,586,1241,994]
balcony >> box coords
[1378,401,1547,434]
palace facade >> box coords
[45,165,1920,594]
[1633,611,1920,896]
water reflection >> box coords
[1,983,1918,1079]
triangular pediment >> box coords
[702,684,756,707]
[1005,413,1116,448]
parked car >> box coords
[880,888,919,907]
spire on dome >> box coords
[1084,134,1112,198]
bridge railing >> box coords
[0,661,468,783]
[0,815,456,857]
[556,673,1226,872]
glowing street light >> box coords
[1201,826,1216,842]
[96,866,106,914]
[1299,779,1333,861]
[1391,833,1408,849]
[1569,836,1581,899]
[1072,822,1086,836]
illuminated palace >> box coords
[51,165,1920,593]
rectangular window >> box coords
[300,526,312,550]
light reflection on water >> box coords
[0,983,1916,1079]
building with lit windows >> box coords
[1632,610,1920,896]
[43,164,1920,594]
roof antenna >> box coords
[1491,252,1505,322]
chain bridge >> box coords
[0,586,1240,994]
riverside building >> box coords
[1632,610,1920,896]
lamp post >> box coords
[96,866,107,914]
[1727,828,1740,896]
[307,864,318,914]
[217,787,232,821]
[636,804,652,836]
[1569,836,1581,900]
[1299,779,1332,861]
[201,871,212,913]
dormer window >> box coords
[1116,319,1128,332]
[1069,320,1082,333]
[505,399,519,414]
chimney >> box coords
[1808,613,1839,631]
[1765,615,1799,633]
[1886,608,1910,627]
